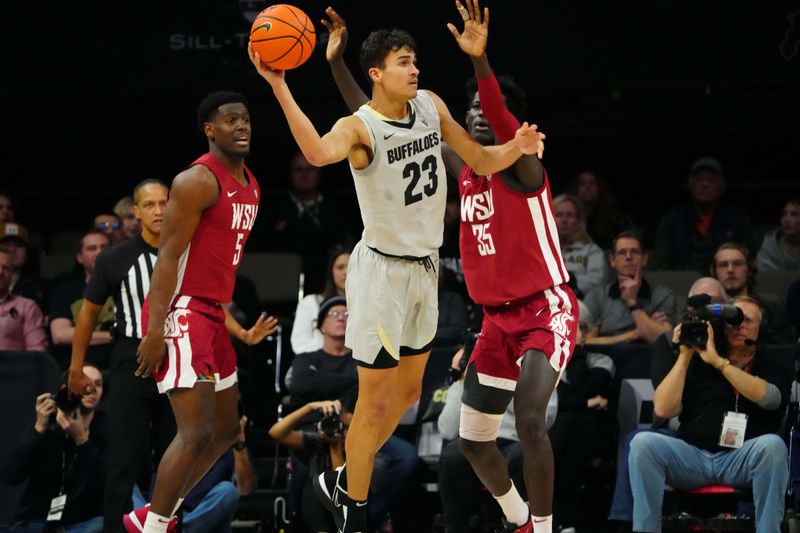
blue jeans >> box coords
[369,435,420,521]
[629,432,788,533]
[132,481,239,533]
[0,516,103,532]
[183,481,239,533]
[608,427,677,521]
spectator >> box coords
[549,301,616,532]
[251,150,352,294]
[434,265,470,347]
[757,198,800,271]
[787,279,800,341]
[584,231,675,344]
[628,296,791,533]
[113,195,141,241]
[290,247,349,356]
[0,222,47,311]
[607,276,728,528]
[93,213,124,245]
[5,364,107,532]
[49,230,113,369]
[0,244,48,351]
[566,169,636,250]
[711,242,794,343]
[650,157,749,271]
[553,193,607,298]
[0,191,14,223]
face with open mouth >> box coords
[210,102,252,157]
[465,91,496,146]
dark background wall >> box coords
[5,0,799,246]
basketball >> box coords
[249,4,316,70]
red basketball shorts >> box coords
[142,295,237,394]
[467,284,578,400]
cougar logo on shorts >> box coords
[163,309,191,338]
[548,310,574,338]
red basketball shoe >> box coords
[122,504,177,532]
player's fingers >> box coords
[320,19,332,32]
[471,0,481,23]
[483,6,489,27]
[446,23,460,39]
[455,0,469,21]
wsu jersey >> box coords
[174,152,260,304]
[458,166,569,306]
[350,91,446,257]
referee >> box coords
[67,179,174,533]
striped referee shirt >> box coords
[84,235,157,339]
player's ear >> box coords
[368,66,381,83]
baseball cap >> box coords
[317,295,347,330]
[577,300,594,330]
[689,157,724,177]
[0,222,29,244]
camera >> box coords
[679,295,743,347]
[448,329,480,384]
[317,413,346,438]
[53,386,81,414]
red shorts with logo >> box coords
[468,284,578,393]
[142,295,237,394]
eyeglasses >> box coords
[327,310,349,319]
[96,222,121,230]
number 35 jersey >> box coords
[174,152,260,304]
[350,91,446,257]
[458,167,570,307]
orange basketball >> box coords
[249,4,316,70]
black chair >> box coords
[0,351,62,525]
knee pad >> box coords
[459,403,504,442]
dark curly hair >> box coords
[465,74,528,121]
[196,91,249,133]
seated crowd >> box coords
[0,156,798,533]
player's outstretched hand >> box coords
[242,312,280,346]
[322,6,349,63]
[135,332,167,378]
[248,44,285,86]
[446,0,489,58]
[514,122,546,159]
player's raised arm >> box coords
[427,90,543,176]
[448,0,544,188]
[249,45,360,167]
[322,6,369,113]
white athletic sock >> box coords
[494,481,529,528]
[171,497,184,516]
[142,510,171,533]
[532,514,553,533]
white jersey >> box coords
[350,91,446,258]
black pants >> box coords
[548,410,613,528]
[103,337,176,532]
[438,437,527,533]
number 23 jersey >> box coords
[350,91,446,257]
[458,167,570,307]
[174,152,260,304]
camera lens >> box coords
[54,387,81,414]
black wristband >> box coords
[232,441,247,451]
[628,303,643,312]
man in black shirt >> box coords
[6,363,107,531]
[628,295,792,533]
[67,179,175,533]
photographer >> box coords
[5,364,107,532]
[628,295,792,533]
[269,396,416,533]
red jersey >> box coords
[174,153,260,304]
[458,166,569,306]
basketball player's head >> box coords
[360,29,418,99]
[132,179,169,238]
[197,91,251,158]
[464,74,527,145]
